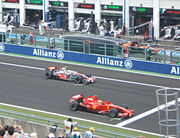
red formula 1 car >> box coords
[45,66,95,84]
[69,94,134,118]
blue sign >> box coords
[1,44,180,76]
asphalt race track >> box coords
[0,54,180,134]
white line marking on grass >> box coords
[0,102,161,137]
[1,53,180,80]
[0,61,170,88]
[115,98,180,127]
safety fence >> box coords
[0,108,138,138]
[0,32,180,65]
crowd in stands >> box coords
[0,117,96,138]
[0,118,145,138]
[0,124,28,138]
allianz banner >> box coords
[1,44,180,76]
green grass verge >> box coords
[0,104,159,138]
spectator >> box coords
[144,30,148,41]
[3,125,9,136]
[29,32,34,45]
[49,37,54,49]
[21,34,26,45]
[136,29,139,35]
[48,133,55,138]
[122,23,126,35]
[7,126,15,137]
[84,127,95,138]
[71,127,81,138]
[58,134,65,138]
[0,125,5,138]
[170,28,175,39]
[13,132,21,137]
[4,125,24,138]
[29,132,38,138]
[0,129,5,138]
[146,47,152,61]
[64,118,77,138]
[34,13,39,28]
[39,20,45,36]
[124,50,128,58]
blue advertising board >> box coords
[0,43,180,76]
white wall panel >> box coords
[74,0,123,5]
[129,0,153,7]
[49,0,180,10]
[74,8,94,14]
[160,0,180,9]
[2,3,19,9]
[97,0,123,5]
[74,0,94,4]
[25,5,43,10]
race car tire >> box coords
[85,74,92,77]
[45,69,53,79]
[70,101,79,111]
[108,108,118,118]
[74,76,84,84]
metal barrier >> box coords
[156,88,180,138]
[0,32,180,65]
[0,108,138,138]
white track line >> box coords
[1,53,180,80]
[0,61,169,89]
[115,98,180,127]
[95,76,169,88]
[0,102,161,137]
[0,61,44,70]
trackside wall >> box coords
[0,117,103,138]
[0,117,63,137]
[0,43,180,76]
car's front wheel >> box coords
[108,108,118,118]
[70,101,79,111]
[74,76,83,84]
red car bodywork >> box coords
[69,94,134,118]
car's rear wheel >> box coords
[45,69,53,79]
[70,101,79,111]
[108,108,118,118]
[74,76,83,84]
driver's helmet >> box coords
[61,68,67,73]
[98,100,102,104]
